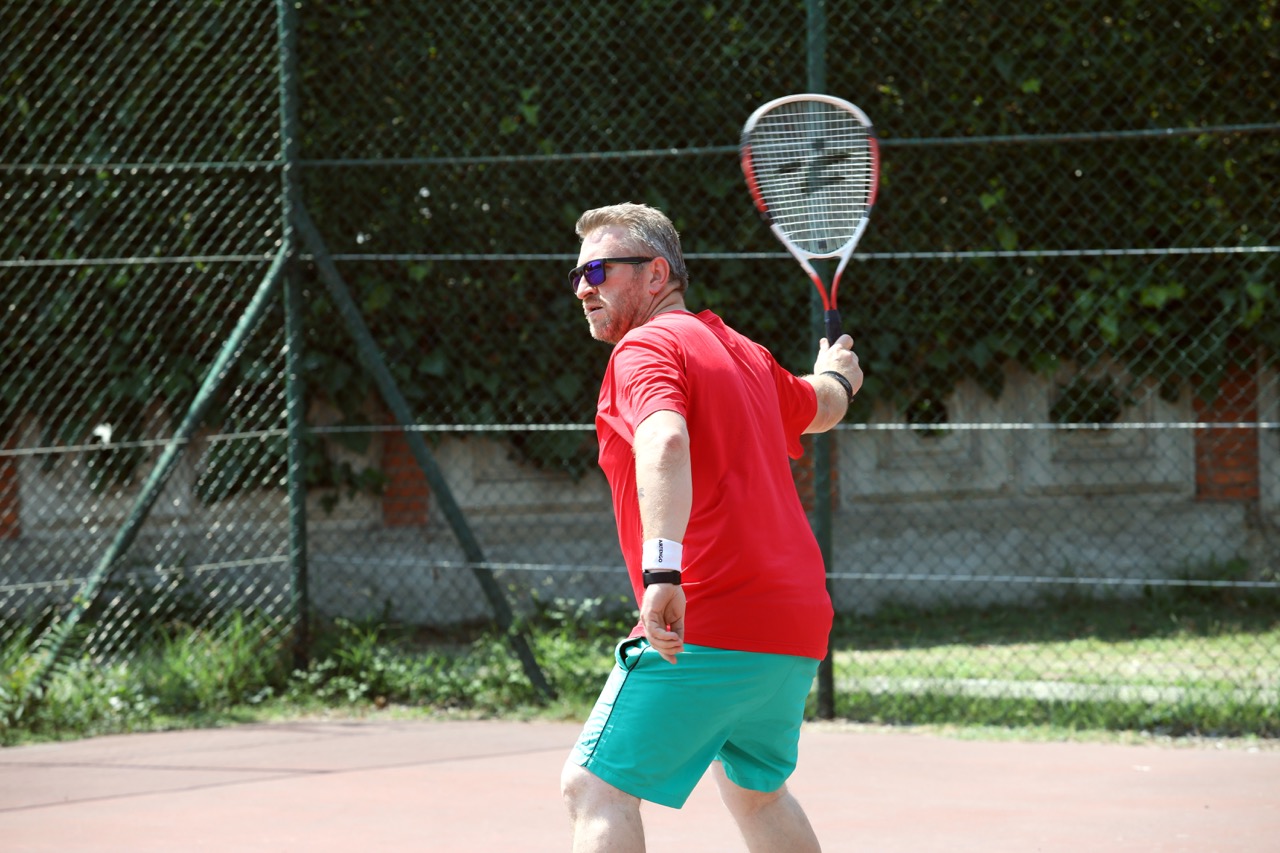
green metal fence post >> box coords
[278,0,310,668]
[807,0,838,722]
[284,267,310,669]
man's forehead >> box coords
[579,225,630,257]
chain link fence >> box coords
[3,1,1278,723]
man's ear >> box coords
[646,256,671,294]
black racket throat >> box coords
[824,309,843,345]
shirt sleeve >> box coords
[772,359,818,459]
[610,329,689,429]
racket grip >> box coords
[824,309,843,345]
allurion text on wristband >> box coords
[641,538,683,587]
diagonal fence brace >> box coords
[20,247,290,709]
[293,202,556,702]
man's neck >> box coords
[645,292,689,322]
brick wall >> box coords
[1194,364,1260,502]
[380,426,430,527]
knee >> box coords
[560,760,600,816]
[561,760,583,808]
[561,761,634,819]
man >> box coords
[561,202,862,853]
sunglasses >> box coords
[568,256,655,293]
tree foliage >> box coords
[4,0,1276,479]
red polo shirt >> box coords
[596,309,834,660]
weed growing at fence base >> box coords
[2,588,1276,745]
[0,598,629,745]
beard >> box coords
[588,310,631,344]
[584,280,651,344]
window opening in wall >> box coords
[1050,376,1126,428]
[905,394,948,439]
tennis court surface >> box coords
[2,718,1276,851]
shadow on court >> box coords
[1,719,1276,852]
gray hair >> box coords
[575,202,690,292]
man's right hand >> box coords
[640,582,686,664]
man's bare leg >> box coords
[561,761,645,853]
[713,761,821,853]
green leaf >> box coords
[996,222,1018,251]
[362,283,391,313]
[419,350,447,377]
[1097,314,1121,345]
[1138,281,1186,309]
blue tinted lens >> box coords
[569,259,608,293]
[583,259,608,286]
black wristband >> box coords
[642,569,683,587]
[821,371,855,404]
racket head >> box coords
[740,93,880,264]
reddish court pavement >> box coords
[1,718,1277,852]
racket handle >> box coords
[824,309,843,346]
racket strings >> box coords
[747,103,875,255]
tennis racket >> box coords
[739,93,879,344]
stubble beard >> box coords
[586,287,644,345]
[586,308,617,343]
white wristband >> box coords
[642,538,684,572]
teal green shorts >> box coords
[568,638,819,809]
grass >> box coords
[838,632,1279,690]
[2,585,1277,746]
[826,584,1279,737]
